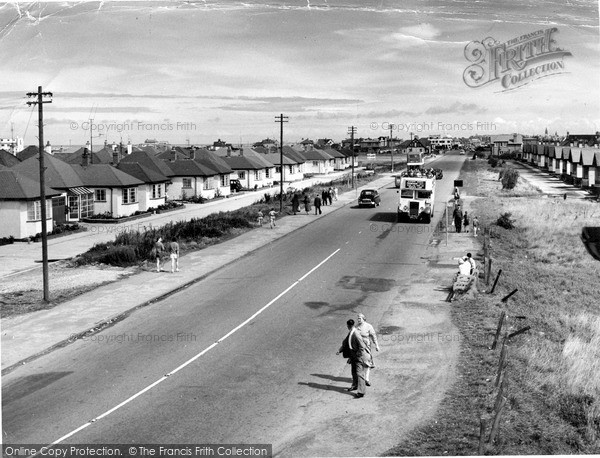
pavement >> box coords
[510,160,592,199]
[2,157,588,374]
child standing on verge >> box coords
[463,211,470,233]
[268,208,277,229]
[257,210,264,227]
[472,216,480,237]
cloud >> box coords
[424,102,487,115]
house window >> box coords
[152,184,163,199]
[313,161,319,166]
[275,166,281,174]
[220,174,230,187]
[265,168,271,178]
[203,177,212,190]
[254,170,261,181]
[182,178,192,188]
[122,187,137,204]
[27,200,51,221]
[238,171,246,180]
[288,165,293,174]
[80,193,94,218]
[95,189,106,202]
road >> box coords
[3,155,464,456]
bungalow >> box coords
[118,149,174,197]
[71,153,146,217]
[16,145,40,162]
[217,148,276,190]
[579,148,598,188]
[566,147,582,185]
[116,162,169,210]
[0,168,61,239]
[165,159,227,200]
[281,146,307,175]
[12,152,94,223]
[555,146,569,177]
[400,137,430,156]
[590,151,600,189]
[260,152,304,183]
[190,148,233,197]
[321,146,349,170]
[291,145,334,174]
[58,143,114,165]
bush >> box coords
[488,156,499,168]
[501,167,520,190]
[0,236,15,246]
[497,211,515,229]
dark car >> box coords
[230,179,243,192]
[358,189,381,207]
[434,168,443,180]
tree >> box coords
[501,167,519,190]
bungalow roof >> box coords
[281,146,306,163]
[299,147,334,161]
[261,153,297,166]
[119,150,173,177]
[116,162,169,184]
[580,148,596,166]
[157,148,191,161]
[0,169,61,200]
[0,149,20,167]
[569,148,582,163]
[222,155,268,170]
[12,153,85,190]
[321,147,346,159]
[16,145,39,161]
[71,163,144,187]
[192,148,232,174]
[593,151,600,167]
[166,159,218,177]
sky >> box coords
[0,0,598,148]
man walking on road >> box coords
[453,205,463,233]
[153,237,165,272]
[314,194,322,215]
[337,319,369,398]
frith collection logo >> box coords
[463,28,572,91]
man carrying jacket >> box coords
[337,319,370,398]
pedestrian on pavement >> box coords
[291,193,300,215]
[327,187,333,205]
[152,237,165,272]
[321,189,328,206]
[333,187,339,201]
[463,211,470,233]
[356,313,379,387]
[453,187,460,201]
[453,205,463,233]
[303,193,311,215]
[169,237,180,273]
[257,210,264,227]
[314,194,322,215]
[336,319,369,398]
[472,216,480,237]
[268,208,277,228]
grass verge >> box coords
[386,158,600,455]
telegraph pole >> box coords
[27,86,53,302]
[389,123,395,172]
[274,114,289,212]
[348,126,357,188]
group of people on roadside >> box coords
[457,252,477,276]
[290,187,338,216]
[452,188,479,236]
[152,237,180,273]
[336,312,380,399]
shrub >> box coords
[0,236,15,246]
[497,211,516,229]
[488,156,499,168]
[501,167,520,190]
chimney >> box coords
[112,151,120,164]
[104,139,108,147]
[45,140,52,155]
[85,140,92,164]
[190,149,195,160]
[112,142,117,151]
[227,146,231,157]
[240,147,244,156]
[82,147,90,167]
[127,141,132,155]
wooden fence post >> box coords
[495,334,509,387]
[488,396,508,444]
[478,417,488,455]
[491,311,506,350]
[489,267,501,292]
[501,288,518,303]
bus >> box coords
[397,170,436,223]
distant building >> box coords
[0,137,24,154]
[429,135,453,150]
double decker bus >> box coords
[397,169,436,223]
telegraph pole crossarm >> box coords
[26,86,53,302]
[274,114,289,212]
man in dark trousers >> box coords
[336,319,369,398]
[453,205,463,233]
[314,194,322,215]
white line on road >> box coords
[46,248,341,448]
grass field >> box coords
[387,158,600,455]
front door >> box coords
[52,196,67,225]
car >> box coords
[434,168,444,180]
[230,179,243,192]
[358,189,381,207]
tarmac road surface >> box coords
[3,155,463,456]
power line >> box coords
[274,114,289,212]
